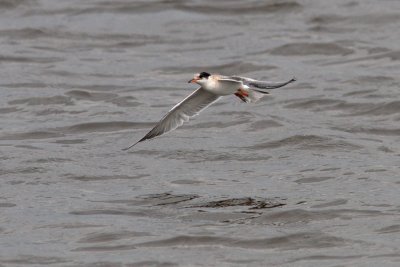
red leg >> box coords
[234,91,247,102]
[239,88,249,97]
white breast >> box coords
[202,77,241,96]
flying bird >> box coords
[124,72,295,150]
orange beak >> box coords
[188,78,199,83]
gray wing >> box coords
[229,76,296,90]
[217,78,243,84]
[123,87,220,150]
[214,78,243,90]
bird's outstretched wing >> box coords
[123,87,220,150]
[229,76,296,90]
[216,78,243,85]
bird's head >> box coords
[188,72,211,85]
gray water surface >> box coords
[1,0,400,266]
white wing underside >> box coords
[124,87,220,149]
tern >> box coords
[124,72,295,150]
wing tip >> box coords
[122,143,137,151]
[122,139,144,151]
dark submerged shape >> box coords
[199,72,211,79]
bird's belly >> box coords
[203,83,240,96]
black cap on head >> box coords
[199,72,211,79]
